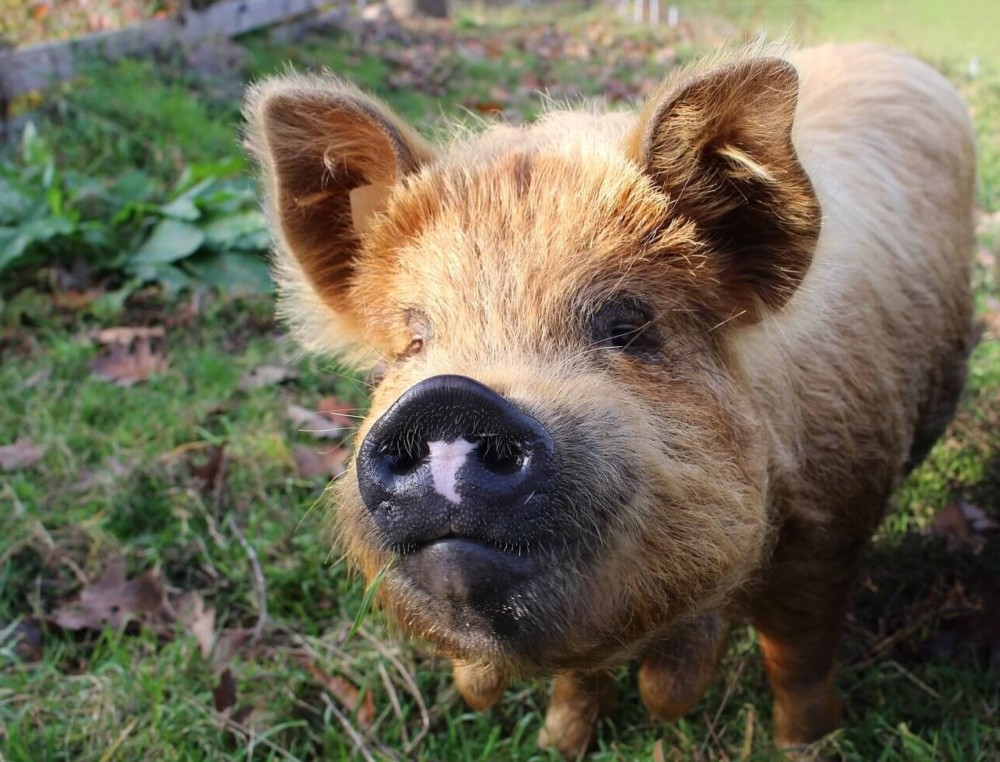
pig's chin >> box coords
[386,536,588,668]
[400,538,539,639]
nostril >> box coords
[381,439,430,476]
[475,436,525,477]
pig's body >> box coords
[248,42,975,758]
[741,45,974,533]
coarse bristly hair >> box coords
[244,40,976,759]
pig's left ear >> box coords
[245,75,434,361]
[634,57,820,322]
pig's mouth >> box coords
[396,535,544,643]
[385,529,593,663]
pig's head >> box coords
[246,55,820,675]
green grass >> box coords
[1,1,999,760]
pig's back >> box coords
[732,43,976,525]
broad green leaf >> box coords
[183,250,273,295]
[109,171,158,205]
[202,211,268,250]
[0,216,75,270]
[159,196,201,221]
[0,179,32,223]
[130,219,205,265]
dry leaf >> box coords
[213,668,238,714]
[188,443,227,493]
[52,289,103,310]
[176,591,216,660]
[50,557,172,633]
[238,365,299,391]
[287,403,347,439]
[982,297,1000,339]
[0,440,44,471]
[928,498,998,552]
[90,326,168,386]
[175,593,250,716]
[2,617,44,662]
[316,396,359,430]
[300,659,375,728]
[76,456,131,491]
[293,445,350,480]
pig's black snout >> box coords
[356,374,557,551]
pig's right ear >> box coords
[632,56,820,323]
[244,75,434,361]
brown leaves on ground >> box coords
[90,326,168,386]
[287,403,347,440]
[288,393,358,479]
[187,442,227,493]
[176,591,252,716]
[1,617,45,662]
[0,439,44,471]
[928,496,999,553]
[335,9,704,121]
[50,557,173,633]
[292,445,351,480]
[299,656,376,729]
[238,364,299,391]
[982,296,1000,339]
[44,557,254,719]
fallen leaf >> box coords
[928,498,998,552]
[238,364,299,391]
[213,668,238,713]
[75,456,131,492]
[470,100,505,114]
[90,326,168,386]
[2,617,44,662]
[0,440,44,471]
[287,403,347,439]
[293,445,350,480]
[982,297,1000,339]
[316,395,359,430]
[50,557,172,633]
[188,443,227,493]
[52,289,103,311]
[300,658,375,728]
[176,591,216,660]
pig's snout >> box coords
[356,374,558,552]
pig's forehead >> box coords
[372,137,673,273]
[350,113,710,333]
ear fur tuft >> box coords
[243,73,434,365]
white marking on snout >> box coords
[427,439,476,505]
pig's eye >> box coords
[589,298,660,358]
[401,336,424,359]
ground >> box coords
[1,1,998,760]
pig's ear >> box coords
[634,57,820,321]
[245,75,434,360]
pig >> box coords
[245,41,976,757]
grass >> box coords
[1,1,999,760]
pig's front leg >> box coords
[639,611,730,723]
[750,535,866,754]
[537,670,618,759]
[453,660,509,711]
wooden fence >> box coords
[0,0,328,99]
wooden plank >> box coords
[0,0,328,98]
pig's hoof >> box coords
[453,661,507,711]
[538,672,617,759]
[537,708,596,760]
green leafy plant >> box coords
[0,122,271,298]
